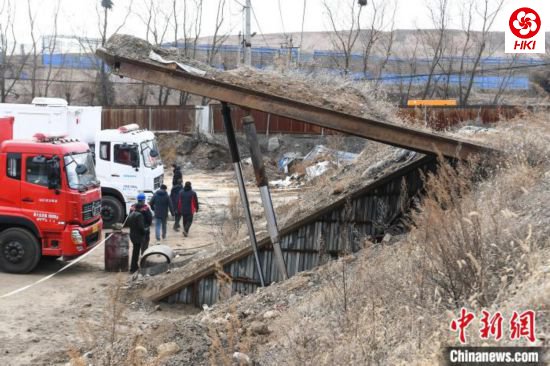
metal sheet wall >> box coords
[166,158,437,306]
[101,106,198,133]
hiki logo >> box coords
[505,5,545,54]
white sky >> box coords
[6,0,550,47]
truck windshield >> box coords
[141,139,162,168]
[64,152,98,190]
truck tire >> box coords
[0,228,41,273]
[101,195,125,228]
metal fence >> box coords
[210,104,330,135]
[101,105,198,133]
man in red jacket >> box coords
[177,181,199,237]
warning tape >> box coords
[0,232,114,299]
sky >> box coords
[5,0,550,48]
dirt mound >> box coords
[156,133,231,171]
[102,34,399,123]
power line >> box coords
[299,0,307,48]
[277,0,288,41]
[250,3,271,48]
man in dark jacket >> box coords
[172,164,182,186]
[178,181,199,237]
[150,184,174,242]
[126,193,150,273]
[170,179,184,231]
[130,193,153,249]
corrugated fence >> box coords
[101,104,546,135]
[165,155,438,306]
[101,105,198,133]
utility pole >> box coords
[244,0,252,66]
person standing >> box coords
[126,193,150,273]
[172,164,182,186]
[150,184,174,242]
[178,181,199,237]
[170,179,184,231]
[130,193,153,249]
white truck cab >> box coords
[94,124,164,226]
[0,99,164,227]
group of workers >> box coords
[126,164,199,273]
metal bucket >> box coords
[104,226,129,272]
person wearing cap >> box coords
[126,193,153,273]
[149,184,174,242]
[177,181,199,237]
[130,192,153,247]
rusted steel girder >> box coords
[95,49,494,160]
[242,115,288,281]
[221,103,265,287]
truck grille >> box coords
[83,200,102,221]
[154,174,164,190]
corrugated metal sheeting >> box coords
[166,156,438,306]
[210,104,328,135]
[211,104,538,134]
[101,105,198,133]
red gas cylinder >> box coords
[104,226,129,272]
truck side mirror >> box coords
[150,149,159,158]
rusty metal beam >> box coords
[96,49,494,159]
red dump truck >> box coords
[0,117,102,273]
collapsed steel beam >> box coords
[221,103,265,287]
[242,115,288,281]
[95,49,494,160]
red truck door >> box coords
[1,153,22,211]
[20,153,65,232]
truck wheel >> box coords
[101,196,124,228]
[0,228,41,273]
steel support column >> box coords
[242,115,288,281]
[221,102,265,287]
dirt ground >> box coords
[0,169,300,366]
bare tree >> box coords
[457,0,474,104]
[421,0,449,99]
[460,0,505,105]
[201,0,229,105]
[323,0,363,75]
[74,0,132,105]
[43,0,61,97]
[492,55,518,104]
[136,0,173,105]
[207,0,229,67]
[174,0,203,105]
[26,0,38,99]
[397,33,420,104]
[0,0,28,102]
[372,0,398,91]
[360,0,386,78]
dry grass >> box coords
[71,274,165,366]
[208,304,251,366]
[265,119,549,365]
[210,191,245,249]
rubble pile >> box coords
[102,34,400,123]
